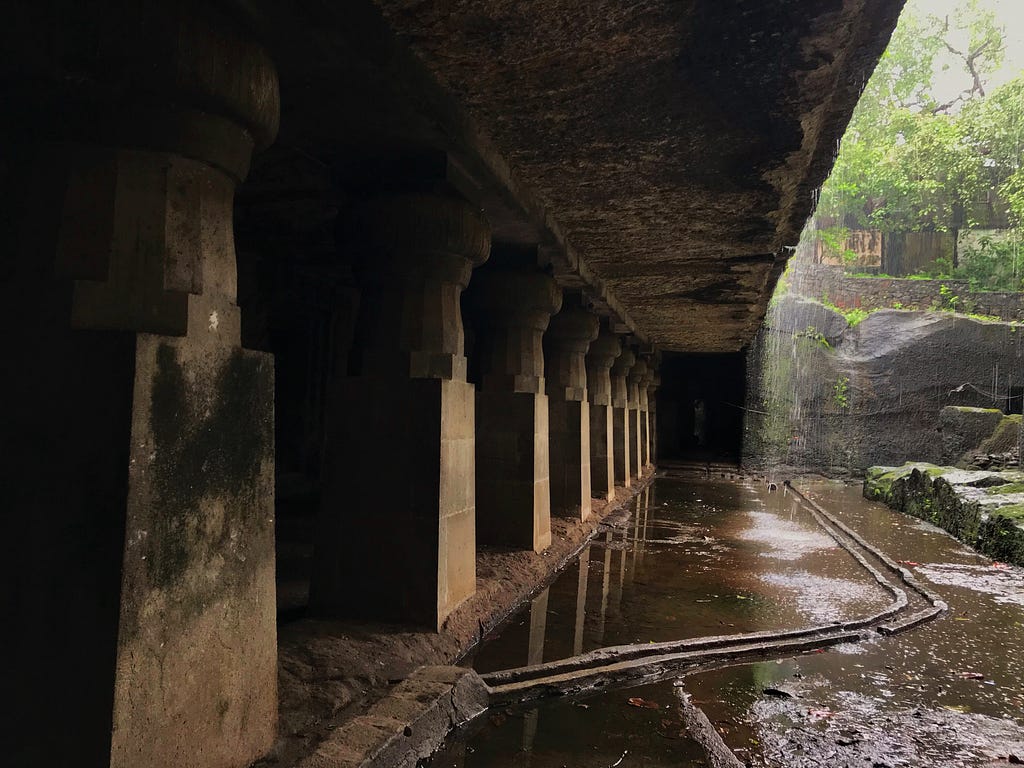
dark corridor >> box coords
[657,352,746,463]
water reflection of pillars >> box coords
[519,588,549,766]
[573,547,591,655]
[595,532,614,645]
[609,530,626,619]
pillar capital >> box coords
[345,191,491,380]
[585,329,622,407]
[544,298,600,402]
[610,347,635,408]
[466,258,562,394]
[627,357,649,387]
[5,2,281,339]
[3,2,280,181]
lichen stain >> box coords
[126,342,273,637]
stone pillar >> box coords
[639,359,656,468]
[2,5,280,767]
[312,189,490,630]
[648,373,662,466]
[610,348,636,489]
[467,248,562,552]
[586,329,622,501]
[544,297,600,521]
[627,357,649,481]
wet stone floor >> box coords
[430,477,1024,768]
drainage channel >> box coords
[428,476,949,768]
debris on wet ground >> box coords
[750,684,1024,767]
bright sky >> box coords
[913,0,1024,101]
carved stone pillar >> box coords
[627,357,649,481]
[1,4,280,766]
[312,189,490,630]
[586,329,622,501]
[639,359,656,468]
[648,372,662,466]
[610,348,635,489]
[544,296,600,521]
[466,247,561,552]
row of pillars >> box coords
[311,223,662,631]
[0,4,660,767]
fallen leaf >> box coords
[628,697,660,709]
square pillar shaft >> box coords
[317,377,475,626]
[589,403,615,499]
[549,399,592,519]
[476,390,552,550]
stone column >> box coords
[2,5,280,767]
[648,372,662,466]
[610,348,636,489]
[627,357,649,481]
[312,189,490,630]
[467,248,562,552]
[639,359,656,468]
[544,296,600,521]
[586,329,622,501]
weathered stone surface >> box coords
[866,464,1024,566]
[940,406,1006,465]
[369,0,903,352]
[297,666,488,768]
[747,309,1024,474]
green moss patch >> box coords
[978,414,1023,454]
[985,482,1024,495]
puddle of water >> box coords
[470,478,891,675]
[433,478,1024,768]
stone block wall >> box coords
[792,264,1024,322]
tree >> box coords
[815,0,1011,234]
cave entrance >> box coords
[656,352,747,463]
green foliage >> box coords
[811,0,1024,285]
[818,296,875,327]
[832,376,850,409]
[843,308,871,327]
[795,326,831,349]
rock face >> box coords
[233,0,903,352]
[745,300,1024,474]
[940,406,1006,465]
[865,464,1024,566]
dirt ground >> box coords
[257,475,654,766]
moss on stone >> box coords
[988,503,1024,520]
[978,414,1023,454]
[985,482,1024,495]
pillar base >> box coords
[313,376,476,630]
[476,391,552,552]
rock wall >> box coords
[864,464,1024,566]
[744,297,1024,475]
